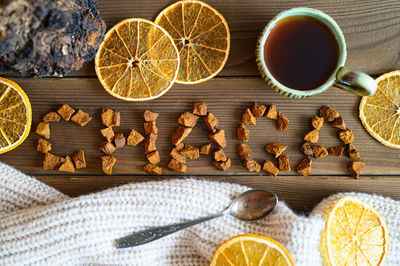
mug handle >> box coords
[334,66,377,96]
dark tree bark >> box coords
[0,0,106,77]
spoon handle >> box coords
[115,212,224,248]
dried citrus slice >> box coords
[155,0,230,84]
[323,196,389,266]
[95,18,179,101]
[0,77,32,154]
[210,234,295,266]
[359,71,400,148]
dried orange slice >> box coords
[95,18,179,101]
[0,77,32,154]
[359,71,400,148]
[155,0,230,84]
[210,234,295,266]
[323,196,389,266]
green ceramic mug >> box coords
[256,7,377,99]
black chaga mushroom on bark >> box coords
[0,0,106,77]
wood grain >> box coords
[1,77,400,176]
[36,174,400,212]
[1,0,400,77]
[1,0,400,214]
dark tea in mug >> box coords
[264,15,340,91]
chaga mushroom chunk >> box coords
[0,0,106,77]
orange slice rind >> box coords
[95,18,180,101]
[359,70,400,149]
[0,77,32,154]
[210,234,295,266]
[323,196,389,266]
[155,0,230,84]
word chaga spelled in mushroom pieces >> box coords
[38,103,364,178]
[35,104,90,173]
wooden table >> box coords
[1,0,400,212]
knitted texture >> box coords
[0,161,399,265]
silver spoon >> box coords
[115,189,278,248]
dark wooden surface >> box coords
[1,0,400,212]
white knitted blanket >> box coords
[0,161,399,265]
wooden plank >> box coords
[1,0,400,77]
[36,175,400,213]
[1,77,399,176]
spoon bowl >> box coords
[229,189,278,221]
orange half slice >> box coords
[324,196,389,266]
[0,77,32,154]
[359,70,400,148]
[210,234,295,266]
[95,18,180,101]
[155,0,230,84]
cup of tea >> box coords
[257,7,377,98]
